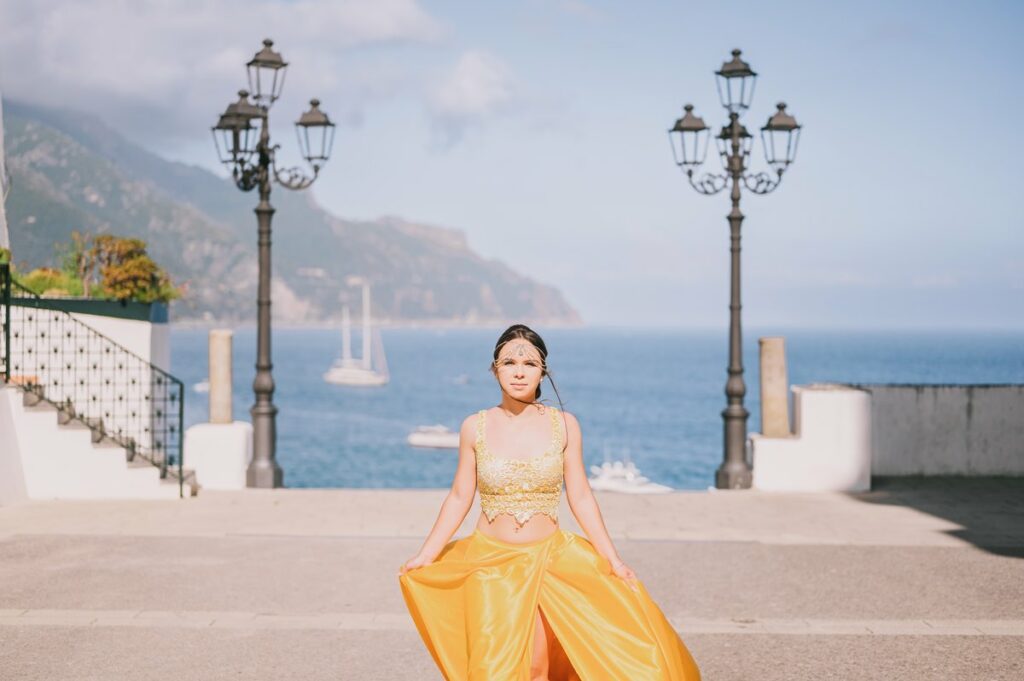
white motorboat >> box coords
[324,278,389,387]
[588,459,673,494]
[192,379,210,393]
[407,425,460,449]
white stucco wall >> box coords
[751,384,872,492]
[0,388,29,503]
[854,384,1024,476]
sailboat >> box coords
[323,277,389,386]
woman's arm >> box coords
[407,414,479,564]
[561,412,625,566]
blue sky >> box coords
[2,1,1021,328]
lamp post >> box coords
[668,49,802,489]
[211,39,336,488]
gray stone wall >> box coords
[851,384,1024,475]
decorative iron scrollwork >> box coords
[272,164,317,190]
[741,170,784,195]
[687,170,729,195]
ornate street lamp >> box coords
[211,39,335,488]
[668,49,802,489]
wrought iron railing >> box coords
[0,263,187,497]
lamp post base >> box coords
[717,404,753,489]
[248,402,283,488]
[247,459,284,488]
[715,462,752,490]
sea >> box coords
[171,326,1024,490]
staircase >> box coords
[2,385,193,498]
[0,263,198,500]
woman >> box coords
[398,324,701,680]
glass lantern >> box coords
[247,39,288,109]
[295,99,336,169]
[668,104,710,170]
[761,102,801,170]
[715,49,757,115]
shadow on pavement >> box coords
[849,476,1024,558]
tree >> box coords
[58,231,97,298]
[92,235,181,303]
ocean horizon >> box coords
[171,326,1024,490]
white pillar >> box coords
[759,336,790,437]
[209,329,233,424]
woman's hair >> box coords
[491,324,567,441]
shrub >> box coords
[20,267,83,297]
[12,234,182,303]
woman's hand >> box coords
[398,554,433,576]
[610,559,640,592]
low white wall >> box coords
[183,421,253,490]
[0,389,29,503]
[854,384,1024,476]
[751,384,872,492]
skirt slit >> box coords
[536,599,581,681]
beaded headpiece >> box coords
[492,341,547,375]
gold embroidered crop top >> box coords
[475,407,564,526]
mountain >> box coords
[2,100,581,325]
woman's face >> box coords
[493,339,544,400]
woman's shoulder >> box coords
[459,408,489,433]
[548,405,580,431]
[548,403,581,436]
[465,406,492,420]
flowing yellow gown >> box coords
[398,408,701,680]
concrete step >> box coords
[21,398,55,412]
[21,388,47,408]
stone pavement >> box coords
[0,477,1021,680]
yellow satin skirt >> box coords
[399,528,701,680]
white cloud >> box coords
[0,0,444,140]
[427,50,517,148]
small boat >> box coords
[192,379,210,393]
[407,425,460,449]
[588,459,673,494]
[324,278,389,387]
